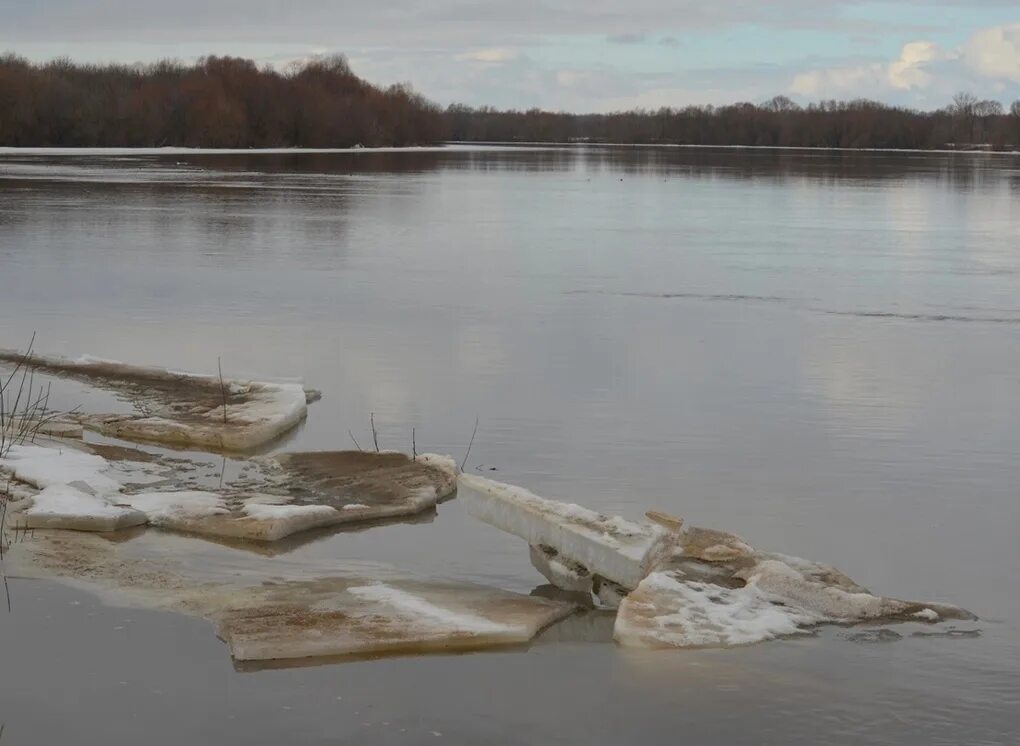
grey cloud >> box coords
[607,32,647,44]
[0,0,979,47]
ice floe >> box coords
[0,349,317,452]
[458,474,673,589]
[458,474,974,649]
[2,442,458,542]
[217,578,577,662]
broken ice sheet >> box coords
[614,558,977,650]
[132,450,459,542]
[0,349,317,453]
[457,474,975,649]
[458,474,673,589]
[7,528,578,666]
[216,578,577,663]
[2,442,458,543]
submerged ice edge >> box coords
[457,473,975,650]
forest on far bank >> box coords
[448,94,1020,151]
[0,54,446,148]
[2,54,1019,150]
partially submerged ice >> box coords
[7,528,576,665]
[458,473,673,589]
[216,578,576,662]
[0,349,317,452]
[1,443,458,542]
[458,474,975,649]
[131,450,458,542]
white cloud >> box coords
[963,23,1020,82]
[887,41,943,88]
[790,24,1020,103]
[790,40,947,97]
[456,47,520,63]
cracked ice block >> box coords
[458,474,672,589]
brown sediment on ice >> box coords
[85,444,159,463]
[0,349,316,452]
[124,450,459,543]
[2,442,458,543]
[215,577,576,662]
[8,529,577,665]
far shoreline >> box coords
[0,142,1015,159]
[1,141,1018,157]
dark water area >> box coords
[0,145,1018,744]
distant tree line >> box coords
[0,54,446,147]
[447,94,1020,150]
[2,54,1019,151]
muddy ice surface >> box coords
[0,349,316,452]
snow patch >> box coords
[1,444,121,494]
[347,583,508,634]
[615,571,816,648]
[23,483,147,532]
[120,491,229,524]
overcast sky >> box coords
[2,1,1019,111]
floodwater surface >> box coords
[1,145,1018,745]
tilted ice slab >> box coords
[0,349,317,452]
[458,474,673,589]
[529,544,594,594]
[216,578,577,662]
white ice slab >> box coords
[0,349,314,452]
[216,578,577,662]
[85,380,308,452]
[458,474,673,589]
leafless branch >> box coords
[460,416,479,472]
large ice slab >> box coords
[217,578,576,662]
[7,525,579,665]
[157,450,459,542]
[458,474,674,589]
[2,443,458,541]
[615,531,976,649]
[0,349,317,452]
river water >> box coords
[0,145,1018,745]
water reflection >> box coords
[0,146,1018,745]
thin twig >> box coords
[217,357,228,425]
[348,430,363,452]
[370,412,380,452]
[460,415,479,472]
[412,427,417,460]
